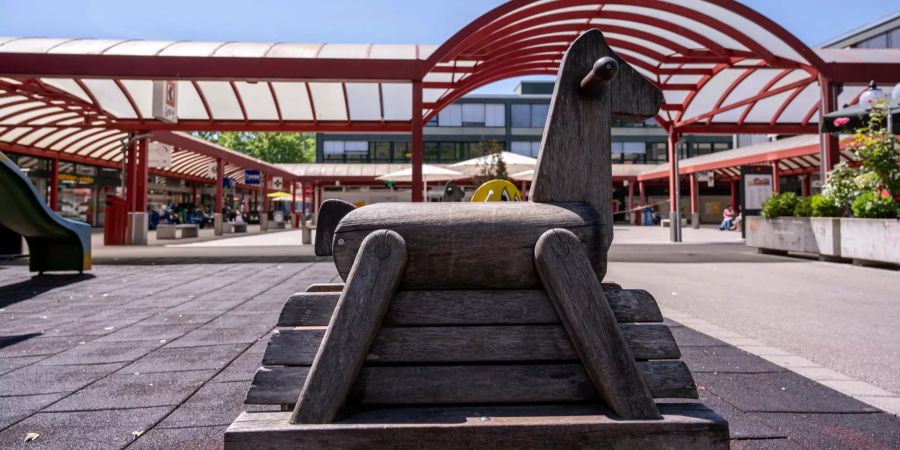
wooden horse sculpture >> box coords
[228,30,729,449]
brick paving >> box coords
[0,262,897,449]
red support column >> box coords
[801,174,811,197]
[49,157,59,211]
[820,76,841,179]
[667,131,682,242]
[191,182,197,208]
[214,158,224,235]
[627,180,635,225]
[290,181,297,227]
[689,172,699,228]
[639,181,646,206]
[730,180,738,211]
[772,162,781,194]
[411,80,424,202]
[262,172,269,228]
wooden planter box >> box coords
[840,218,900,266]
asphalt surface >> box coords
[607,237,900,396]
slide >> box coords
[0,152,91,273]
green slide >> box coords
[0,152,91,273]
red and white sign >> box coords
[153,80,178,123]
[147,142,173,168]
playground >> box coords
[2,1,900,449]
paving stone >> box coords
[730,438,806,450]
[0,335,92,358]
[669,326,727,348]
[682,345,787,374]
[46,369,216,412]
[210,349,263,383]
[39,317,147,337]
[165,327,270,348]
[140,311,222,326]
[129,424,226,450]
[118,344,248,374]
[0,355,45,376]
[0,393,66,430]
[695,372,880,414]
[157,380,277,429]
[697,391,785,440]
[752,412,900,450]
[0,363,123,396]
[39,340,163,366]
[0,406,170,450]
[95,323,200,343]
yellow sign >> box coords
[471,179,522,202]
[59,173,94,184]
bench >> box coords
[225,223,247,233]
[661,218,688,228]
[156,224,199,239]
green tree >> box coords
[193,132,315,164]
[473,141,508,186]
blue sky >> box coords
[1,1,896,93]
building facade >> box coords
[316,81,734,166]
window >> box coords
[424,143,439,162]
[461,104,485,126]
[323,141,345,155]
[648,142,668,163]
[531,104,549,128]
[344,141,368,153]
[511,141,540,157]
[438,104,462,127]
[439,142,457,162]
[372,142,391,161]
[394,142,411,162]
[511,104,531,128]
[485,104,505,127]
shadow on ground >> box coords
[0,273,95,308]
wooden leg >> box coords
[535,228,659,420]
[291,230,407,424]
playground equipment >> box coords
[0,152,91,273]
[228,30,728,449]
[471,179,523,202]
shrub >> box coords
[851,192,898,219]
[810,195,841,217]
[762,192,799,219]
[793,196,812,217]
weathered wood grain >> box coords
[278,288,662,327]
[536,228,658,419]
[313,199,356,256]
[226,404,730,450]
[332,202,601,289]
[291,230,407,424]
[529,30,662,282]
[263,324,678,366]
[246,361,697,406]
[304,283,344,293]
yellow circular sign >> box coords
[471,179,523,202]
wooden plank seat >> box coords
[245,286,697,408]
[156,223,199,239]
[226,223,247,233]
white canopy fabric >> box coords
[509,169,534,181]
[449,151,537,176]
[377,164,467,182]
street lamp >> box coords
[859,81,888,109]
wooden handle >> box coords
[579,57,619,97]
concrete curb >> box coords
[662,307,900,417]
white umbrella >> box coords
[376,164,467,183]
[509,169,534,181]
[449,151,537,176]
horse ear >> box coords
[582,29,662,121]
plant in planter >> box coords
[851,192,898,219]
[809,194,841,217]
[761,192,799,218]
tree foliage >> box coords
[473,141,508,186]
[193,132,315,164]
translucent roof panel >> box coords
[308,83,347,121]
[345,83,382,121]
[271,82,314,121]
[234,82,279,121]
[196,81,244,120]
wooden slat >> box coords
[332,202,602,289]
[291,230,407,424]
[535,228,658,419]
[226,404,730,450]
[246,361,697,406]
[263,324,678,366]
[278,288,661,327]
[305,284,344,293]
